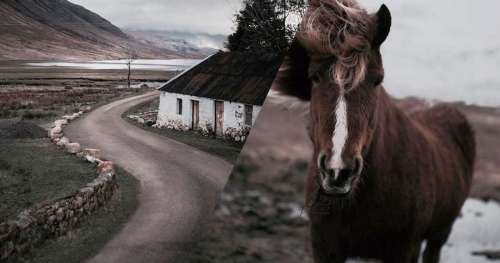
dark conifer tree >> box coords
[226,0,305,56]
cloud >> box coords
[70,0,244,35]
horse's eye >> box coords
[373,75,384,88]
[310,73,321,84]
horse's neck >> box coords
[367,88,417,172]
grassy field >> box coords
[123,98,243,164]
[0,120,139,263]
[0,137,97,220]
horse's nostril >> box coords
[353,156,363,176]
[318,152,328,172]
[338,168,351,180]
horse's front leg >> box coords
[310,225,347,263]
[384,242,422,263]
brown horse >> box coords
[274,0,476,262]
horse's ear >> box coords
[273,39,311,101]
[372,4,392,48]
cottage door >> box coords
[191,100,199,129]
[215,101,224,136]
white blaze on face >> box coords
[330,92,348,178]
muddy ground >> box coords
[195,95,500,263]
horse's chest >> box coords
[310,199,417,244]
[312,214,415,258]
[329,215,407,238]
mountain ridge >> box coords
[125,29,227,57]
[0,0,200,60]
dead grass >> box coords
[0,87,145,121]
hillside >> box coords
[0,0,182,60]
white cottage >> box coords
[156,51,282,140]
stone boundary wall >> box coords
[0,107,119,260]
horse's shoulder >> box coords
[412,104,475,164]
[412,104,470,130]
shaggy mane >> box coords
[298,0,372,91]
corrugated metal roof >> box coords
[159,51,283,106]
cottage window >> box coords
[244,105,253,126]
[177,99,183,115]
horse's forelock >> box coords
[298,0,372,90]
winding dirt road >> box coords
[65,91,233,263]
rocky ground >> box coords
[194,96,500,263]
[193,156,312,263]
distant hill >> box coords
[0,0,186,60]
[125,30,227,57]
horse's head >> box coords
[275,0,392,196]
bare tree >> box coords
[125,44,138,89]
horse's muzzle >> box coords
[318,153,363,196]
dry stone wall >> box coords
[0,107,119,261]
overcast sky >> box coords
[70,0,244,35]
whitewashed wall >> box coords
[223,101,242,131]
[252,106,261,125]
[157,92,214,131]
[157,91,262,134]
[221,102,261,128]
